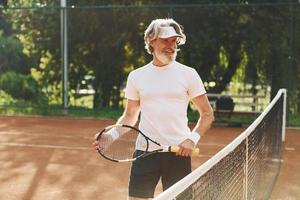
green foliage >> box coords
[0,71,47,104]
[1,2,300,117]
[0,31,29,73]
[287,113,300,127]
[0,90,16,105]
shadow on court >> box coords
[0,116,298,200]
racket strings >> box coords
[98,126,147,161]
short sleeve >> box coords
[125,72,140,100]
[188,69,206,99]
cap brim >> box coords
[158,26,182,39]
[159,34,182,39]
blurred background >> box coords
[0,0,299,126]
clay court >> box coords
[0,115,299,200]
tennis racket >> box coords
[95,124,199,162]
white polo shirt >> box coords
[125,61,206,151]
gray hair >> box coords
[144,18,186,54]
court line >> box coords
[0,141,225,157]
[0,142,213,160]
[200,143,226,147]
[0,132,91,139]
[0,142,90,150]
[0,132,227,147]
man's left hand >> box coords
[177,139,195,157]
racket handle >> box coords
[169,146,199,156]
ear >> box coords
[149,39,156,47]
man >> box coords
[93,18,214,199]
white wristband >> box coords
[187,131,201,146]
[105,128,120,140]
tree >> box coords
[5,0,300,114]
[0,31,29,73]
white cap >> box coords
[158,26,182,39]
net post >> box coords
[281,89,287,142]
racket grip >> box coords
[169,146,199,156]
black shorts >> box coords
[128,150,191,198]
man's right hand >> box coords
[92,133,114,151]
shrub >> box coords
[0,90,16,105]
[0,71,47,104]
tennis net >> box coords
[154,89,286,200]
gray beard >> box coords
[156,51,177,65]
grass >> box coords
[286,113,300,127]
[0,104,123,120]
[0,104,299,127]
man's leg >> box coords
[128,150,161,199]
[161,153,191,191]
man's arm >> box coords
[177,94,214,156]
[191,94,214,137]
[93,99,140,150]
[116,99,141,126]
